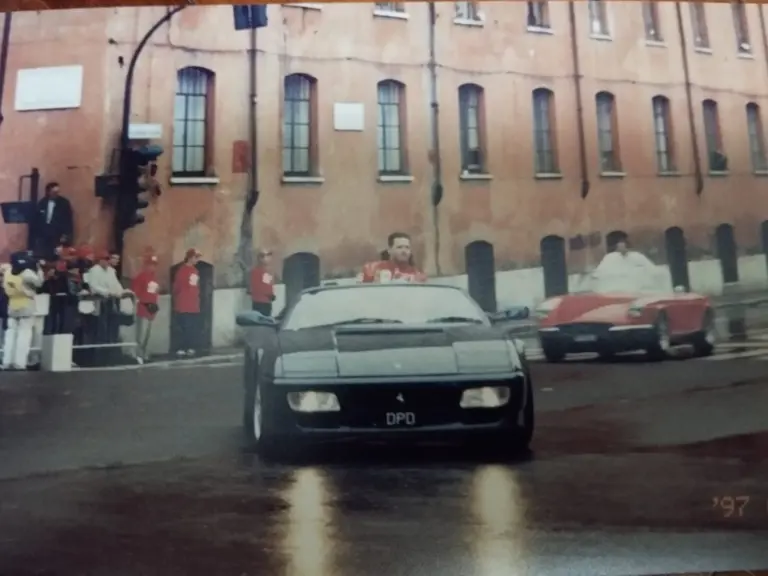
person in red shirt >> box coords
[172,248,201,356]
[360,232,427,283]
[249,248,275,316]
[131,253,160,363]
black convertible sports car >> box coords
[236,282,534,460]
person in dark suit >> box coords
[32,182,74,259]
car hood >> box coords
[275,324,519,378]
[551,293,639,324]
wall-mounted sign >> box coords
[14,65,84,112]
[333,102,364,132]
[128,123,163,140]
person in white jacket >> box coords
[2,254,44,370]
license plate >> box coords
[574,334,598,342]
[385,412,417,426]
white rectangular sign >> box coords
[333,102,364,131]
[14,65,84,112]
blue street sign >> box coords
[233,5,268,30]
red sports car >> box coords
[535,252,716,362]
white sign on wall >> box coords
[333,102,365,131]
[14,65,84,112]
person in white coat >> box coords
[2,254,44,370]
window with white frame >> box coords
[374,2,405,14]
[173,66,214,176]
[588,0,609,36]
[455,1,481,22]
[527,1,549,29]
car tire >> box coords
[500,379,534,458]
[243,380,281,461]
[645,312,671,361]
[692,308,716,357]
[542,344,566,363]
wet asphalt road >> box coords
[0,357,767,576]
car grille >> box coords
[557,323,612,337]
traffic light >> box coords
[118,144,163,230]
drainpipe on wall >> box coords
[567,2,589,201]
[236,25,259,280]
[675,2,704,196]
[427,1,442,276]
[0,12,13,133]
[758,6,768,94]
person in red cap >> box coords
[359,232,427,284]
[172,247,202,356]
[249,248,275,316]
[131,252,160,363]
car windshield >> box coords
[282,285,488,330]
[575,251,669,295]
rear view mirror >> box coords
[236,311,277,328]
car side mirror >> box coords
[488,306,530,323]
[236,311,277,328]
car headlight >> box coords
[287,391,341,412]
[535,297,563,319]
[460,386,511,409]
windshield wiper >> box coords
[427,316,484,324]
[327,317,404,327]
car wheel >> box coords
[542,344,566,363]
[646,312,671,361]
[498,380,534,459]
[243,381,280,460]
[692,308,716,357]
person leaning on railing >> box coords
[82,251,130,363]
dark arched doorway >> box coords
[465,240,496,312]
[664,226,690,291]
[282,252,321,308]
[715,223,739,283]
[540,235,568,298]
[605,230,629,252]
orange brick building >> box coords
[2,1,768,289]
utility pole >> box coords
[427,1,443,276]
[115,3,189,275]
[0,12,13,132]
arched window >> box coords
[595,91,620,172]
[651,95,674,173]
[532,88,558,174]
[173,66,215,176]
[377,80,407,175]
[458,83,486,173]
[746,102,767,171]
[283,74,318,176]
[702,99,725,171]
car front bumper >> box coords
[263,375,529,444]
[539,323,657,353]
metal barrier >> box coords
[1,291,140,368]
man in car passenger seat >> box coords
[249,248,275,316]
[360,232,427,283]
[173,248,201,357]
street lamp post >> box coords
[115,3,190,270]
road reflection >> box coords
[281,467,338,576]
[468,465,528,576]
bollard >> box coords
[722,282,747,342]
